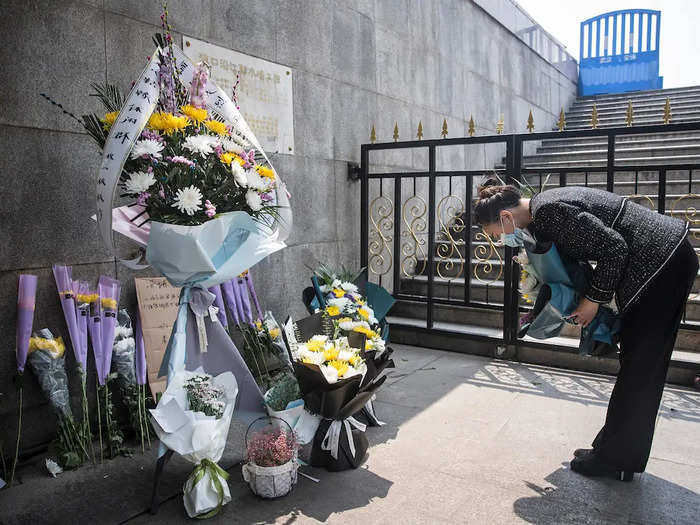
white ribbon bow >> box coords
[321,416,367,460]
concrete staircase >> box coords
[388,86,700,385]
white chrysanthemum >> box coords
[231,162,248,187]
[183,135,218,155]
[327,296,351,312]
[331,279,342,289]
[130,139,164,159]
[337,349,356,362]
[230,133,250,148]
[114,337,135,352]
[298,348,325,365]
[246,170,271,192]
[172,185,203,215]
[114,325,133,339]
[311,335,328,343]
[340,281,359,293]
[246,189,263,211]
[220,137,245,154]
[319,364,339,384]
[124,171,156,194]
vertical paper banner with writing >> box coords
[134,277,181,397]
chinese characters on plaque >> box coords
[183,36,295,155]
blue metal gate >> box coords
[579,9,662,96]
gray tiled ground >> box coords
[2,344,698,524]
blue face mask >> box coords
[500,216,524,247]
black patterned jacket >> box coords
[528,186,689,313]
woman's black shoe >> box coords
[570,452,634,481]
[573,448,593,458]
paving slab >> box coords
[0,344,698,525]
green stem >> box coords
[80,370,95,463]
[96,381,103,463]
[137,385,145,453]
[10,387,22,486]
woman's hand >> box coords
[567,297,599,328]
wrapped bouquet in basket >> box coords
[242,417,298,498]
[149,369,238,518]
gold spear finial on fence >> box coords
[663,97,672,124]
[625,100,634,126]
[393,122,399,142]
[441,118,448,138]
[557,108,566,131]
[417,120,423,140]
[468,115,475,137]
[496,114,504,134]
[590,103,599,129]
[526,110,534,133]
[370,124,376,143]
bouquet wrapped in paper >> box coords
[44,12,291,419]
[27,329,88,468]
[290,328,385,471]
[304,265,396,425]
[150,369,238,518]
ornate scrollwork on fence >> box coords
[368,195,394,277]
[401,195,427,277]
[436,195,466,279]
[473,231,503,284]
[671,194,700,240]
[628,194,656,210]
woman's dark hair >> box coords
[473,178,522,225]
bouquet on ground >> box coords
[242,417,298,498]
[10,274,38,485]
[150,369,238,518]
[291,330,385,471]
[26,330,89,469]
[111,309,152,451]
[306,265,396,425]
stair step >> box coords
[537,137,700,154]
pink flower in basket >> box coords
[246,428,298,467]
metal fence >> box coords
[360,121,700,351]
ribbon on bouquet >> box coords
[363,395,385,426]
[189,458,230,519]
[158,287,217,378]
[96,44,292,257]
[320,416,367,460]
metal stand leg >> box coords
[150,449,174,515]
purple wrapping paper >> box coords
[53,265,80,366]
[98,276,121,383]
[236,277,253,324]
[208,284,228,328]
[88,288,104,384]
[134,309,147,385]
[244,272,262,321]
[74,281,90,370]
[230,278,249,324]
[16,274,38,372]
[221,280,241,325]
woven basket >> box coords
[242,457,298,498]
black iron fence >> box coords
[360,121,700,350]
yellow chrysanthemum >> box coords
[358,308,370,320]
[29,336,66,358]
[353,325,377,338]
[365,340,374,350]
[180,105,207,123]
[306,339,325,352]
[101,111,119,130]
[204,119,229,136]
[323,346,339,362]
[255,165,276,180]
[302,356,315,365]
[332,288,345,298]
[101,298,117,310]
[356,298,366,305]
[338,317,352,324]
[328,360,349,377]
[269,328,280,339]
[148,112,189,134]
[349,354,363,367]
[77,293,98,303]
[326,305,341,316]
[255,319,263,330]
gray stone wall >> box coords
[0,0,576,452]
